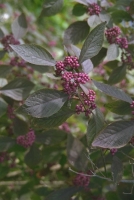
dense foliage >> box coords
[0,0,134,199]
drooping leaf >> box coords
[87,107,105,147]
[0,97,8,117]
[67,134,88,170]
[0,78,34,101]
[105,44,119,61]
[11,13,27,39]
[13,116,28,136]
[79,22,106,64]
[64,21,90,45]
[40,0,63,17]
[31,105,74,129]
[111,156,123,184]
[92,120,134,148]
[10,44,56,66]
[108,65,126,85]
[0,136,15,151]
[24,145,42,168]
[87,15,102,28]
[0,65,12,77]
[72,4,87,16]
[22,89,68,118]
[45,187,82,200]
[36,129,66,145]
[105,100,132,115]
[93,80,132,103]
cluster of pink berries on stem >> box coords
[130,101,134,115]
[110,148,117,156]
[88,3,101,16]
[1,34,20,51]
[16,129,36,148]
[73,171,91,189]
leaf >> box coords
[99,12,111,23]
[40,0,63,17]
[92,120,134,148]
[72,4,87,16]
[105,100,132,115]
[45,187,82,200]
[0,28,4,39]
[64,21,90,45]
[115,0,132,6]
[108,65,126,85]
[67,134,88,170]
[0,78,7,87]
[91,47,107,67]
[105,44,119,61]
[79,22,106,64]
[0,50,6,59]
[22,89,68,118]
[36,129,66,145]
[111,10,133,23]
[93,80,132,103]
[0,65,12,77]
[11,13,27,39]
[13,116,28,136]
[28,64,52,73]
[0,97,7,117]
[31,105,74,129]
[24,145,42,168]
[0,78,34,101]
[87,15,102,28]
[81,58,93,74]
[111,156,123,184]
[87,107,105,147]
[0,136,15,151]
[10,44,56,66]
[73,0,88,6]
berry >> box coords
[16,130,36,148]
[55,61,65,76]
[115,37,128,49]
[64,56,79,69]
[73,172,90,188]
[88,3,101,16]
[105,27,121,44]
[110,148,117,155]
[121,51,132,64]
[1,34,20,51]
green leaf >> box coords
[0,78,34,101]
[91,47,107,67]
[22,89,68,118]
[115,0,133,6]
[0,136,15,151]
[13,116,28,136]
[111,10,133,23]
[87,107,105,147]
[45,187,82,200]
[0,97,7,117]
[36,129,66,145]
[67,134,88,170]
[31,105,74,129]
[79,22,106,64]
[92,120,134,148]
[72,4,87,16]
[28,64,52,73]
[10,44,56,66]
[106,191,121,200]
[0,28,4,39]
[11,13,27,39]
[64,21,90,45]
[93,80,132,103]
[87,15,102,28]
[108,65,126,85]
[0,65,12,77]
[24,145,42,167]
[105,100,132,115]
[106,44,119,61]
[111,156,123,184]
[0,50,6,59]
[40,0,63,17]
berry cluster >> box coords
[59,122,70,132]
[73,171,91,189]
[16,130,36,148]
[76,90,96,116]
[1,34,20,51]
[110,148,117,156]
[10,57,26,68]
[105,26,121,44]
[55,56,90,96]
[7,105,15,119]
[88,3,101,16]
[130,101,134,115]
